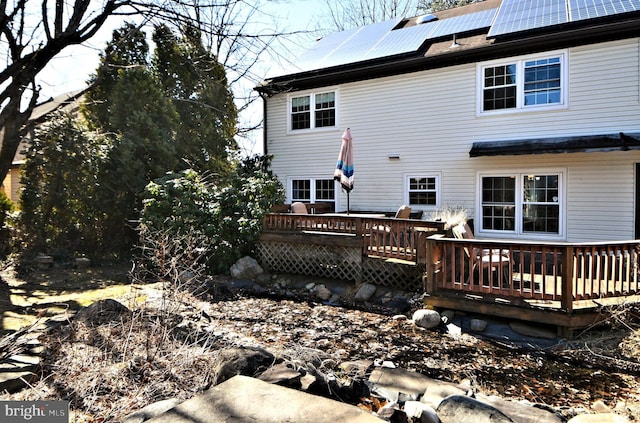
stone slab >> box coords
[146,375,385,423]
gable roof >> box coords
[10,90,86,165]
[257,0,640,95]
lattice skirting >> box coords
[362,257,423,292]
[258,240,423,291]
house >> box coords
[0,90,85,203]
[255,0,640,244]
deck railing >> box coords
[262,213,446,262]
[425,236,640,312]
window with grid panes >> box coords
[289,91,337,131]
[479,52,565,114]
[408,176,438,206]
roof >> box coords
[10,89,86,165]
[257,0,640,95]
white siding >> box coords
[266,38,640,242]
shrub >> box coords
[0,191,14,259]
[139,155,284,276]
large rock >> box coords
[369,367,467,407]
[413,309,441,329]
[74,299,131,326]
[437,395,513,423]
[354,283,377,301]
[403,401,440,423]
[146,375,385,423]
[230,256,263,279]
[210,346,275,385]
[123,399,182,423]
[476,394,563,423]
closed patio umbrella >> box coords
[334,128,354,213]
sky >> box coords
[35,1,326,154]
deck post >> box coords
[425,235,444,294]
[561,245,574,313]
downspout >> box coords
[259,92,268,156]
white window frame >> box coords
[287,176,337,207]
[403,173,441,210]
[287,88,339,133]
[476,169,566,240]
[476,50,568,116]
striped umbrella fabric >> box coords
[334,128,354,192]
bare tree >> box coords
[323,0,426,31]
[0,0,145,182]
[0,0,305,180]
[158,0,312,154]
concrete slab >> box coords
[146,375,385,423]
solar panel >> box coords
[569,0,640,21]
[359,21,438,61]
[319,19,402,68]
[293,28,361,72]
[488,0,568,37]
[428,8,497,39]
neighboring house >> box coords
[0,90,85,204]
[255,0,640,244]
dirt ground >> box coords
[1,265,640,422]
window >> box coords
[479,172,563,238]
[479,52,566,114]
[405,175,440,208]
[289,90,337,131]
[290,178,336,209]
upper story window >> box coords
[478,51,566,115]
[289,90,338,131]
[405,174,440,209]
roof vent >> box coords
[416,14,437,24]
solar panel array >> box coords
[292,0,640,73]
[294,8,497,72]
[569,0,640,21]
[489,0,640,37]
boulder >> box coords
[470,318,488,332]
[476,394,563,423]
[74,299,131,326]
[123,399,182,423]
[403,401,440,423]
[257,363,302,387]
[437,395,513,423]
[413,309,441,329]
[210,346,275,385]
[230,256,263,279]
[314,285,333,301]
[354,283,377,301]
[145,375,385,423]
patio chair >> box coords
[451,222,513,287]
[395,205,412,219]
[290,202,308,214]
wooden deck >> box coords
[425,235,640,335]
[259,212,640,335]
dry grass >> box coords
[6,289,224,422]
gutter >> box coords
[256,13,640,95]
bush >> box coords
[139,155,284,276]
[0,191,14,259]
